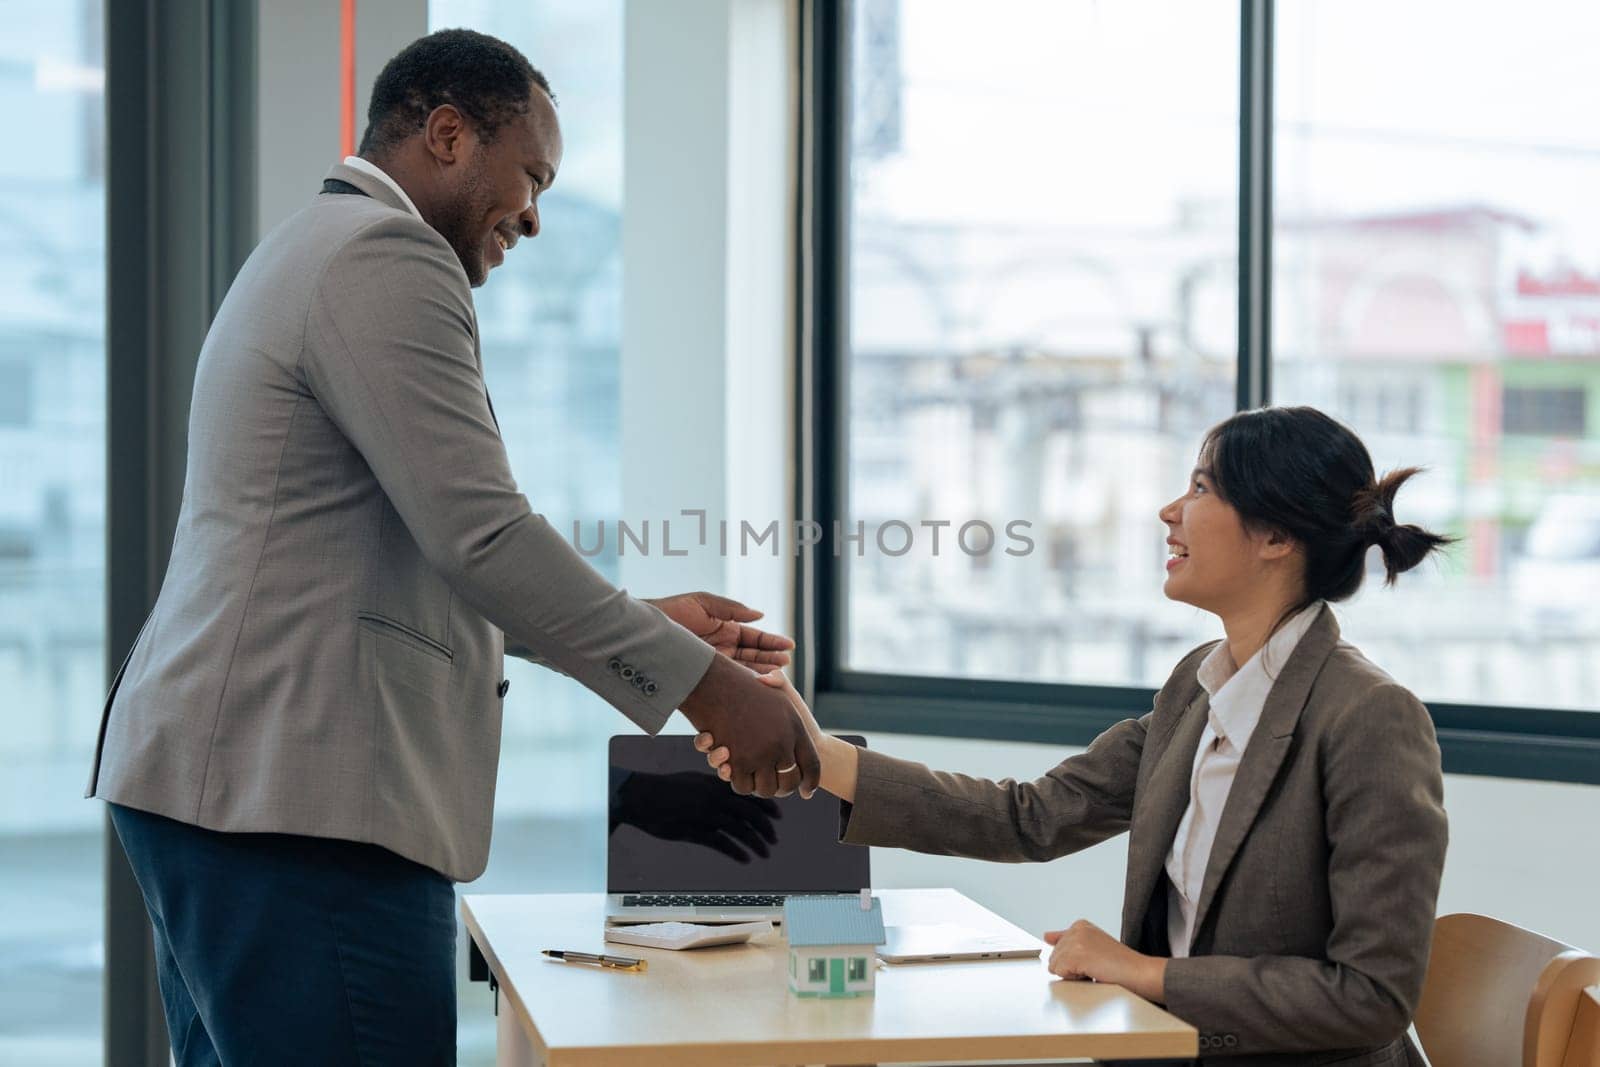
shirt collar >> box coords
[341,155,423,220]
[1197,601,1325,746]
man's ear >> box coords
[422,104,471,165]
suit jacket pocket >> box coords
[357,615,453,719]
[356,611,454,663]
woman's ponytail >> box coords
[1352,467,1454,586]
[1203,408,1458,604]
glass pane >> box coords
[423,3,624,1063]
[845,0,1239,687]
[0,0,107,1062]
[1274,0,1600,712]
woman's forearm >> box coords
[820,733,859,803]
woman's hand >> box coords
[1043,920,1167,1004]
[693,671,860,802]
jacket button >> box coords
[632,675,648,689]
[1199,1035,1215,1049]
[620,666,635,680]
[644,682,658,696]
[1223,1034,1237,1048]
[608,658,622,673]
[496,679,510,698]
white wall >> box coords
[860,732,1600,952]
[618,0,731,601]
[619,0,793,624]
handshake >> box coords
[679,650,825,799]
[656,591,829,799]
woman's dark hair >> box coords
[359,29,553,156]
[1200,406,1453,605]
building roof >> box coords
[784,894,887,948]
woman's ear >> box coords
[1257,527,1297,562]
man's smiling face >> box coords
[431,88,563,287]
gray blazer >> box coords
[87,163,714,882]
[840,608,1447,1065]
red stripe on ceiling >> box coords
[341,0,357,157]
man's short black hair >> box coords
[359,28,553,157]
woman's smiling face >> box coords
[1158,460,1276,615]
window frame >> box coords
[106,2,258,1062]
[797,0,1600,786]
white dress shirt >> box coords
[340,155,423,220]
[1164,601,1326,958]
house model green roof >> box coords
[784,894,887,947]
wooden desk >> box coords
[462,888,1197,1066]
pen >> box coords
[541,949,648,972]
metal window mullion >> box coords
[1237,0,1272,410]
[797,0,850,708]
[105,2,256,1064]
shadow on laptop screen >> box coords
[605,734,869,923]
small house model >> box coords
[783,893,887,998]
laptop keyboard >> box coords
[620,894,787,908]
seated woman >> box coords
[698,406,1451,1066]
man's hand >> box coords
[694,670,861,803]
[646,592,793,673]
[1043,920,1167,1003]
[678,654,820,799]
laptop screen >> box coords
[607,734,870,894]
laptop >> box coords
[604,734,870,924]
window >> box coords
[1502,387,1587,437]
[808,957,828,983]
[839,0,1239,691]
[814,1,1600,776]
[0,361,32,426]
[0,0,107,1060]
[1273,0,1600,715]
[847,957,868,982]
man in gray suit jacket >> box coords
[87,29,815,1066]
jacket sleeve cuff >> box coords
[607,618,715,735]
[838,747,925,846]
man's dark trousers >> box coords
[109,802,457,1066]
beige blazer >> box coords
[841,608,1447,1065]
[86,164,714,881]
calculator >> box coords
[603,920,774,951]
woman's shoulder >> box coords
[1306,640,1431,735]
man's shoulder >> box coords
[313,192,439,238]
[259,196,460,284]
[238,199,471,329]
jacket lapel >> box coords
[1187,607,1342,946]
[1121,686,1210,946]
